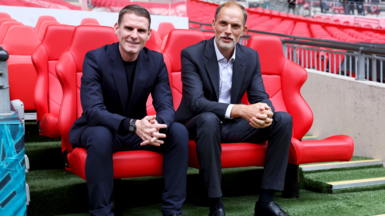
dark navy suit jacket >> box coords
[69,42,175,146]
[175,37,274,123]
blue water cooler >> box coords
[0,46,27,215]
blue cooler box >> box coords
[0,111,26,215]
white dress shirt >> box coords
[213,39,235,119]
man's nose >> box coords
[131,29,138,39]
[224,24,231,34]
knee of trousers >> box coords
[195,112,222,134]
[165,122,189,150]
[83,126,115,158]
[273,112,293,129]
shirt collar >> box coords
[213,38,236,63]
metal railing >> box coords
[190,21,385,83]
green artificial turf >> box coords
[303,165,385,193]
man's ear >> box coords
[114,22,119,36]
[241,25,248,36]
[147,29,152,41]
[212,19,216,30]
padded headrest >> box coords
[2,25,41,55]
[0,12,11,19]
[37,21,60,40]
[68,26,118,72]
[80,18,100,25]
[247,35,285,75]
[162,29,206,72]
[0,21,22,44]
[42,25,76,60]
[157,22,175,40]
[35,16,57,31]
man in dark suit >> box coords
[176,2,292,216]
[69,5,188,216]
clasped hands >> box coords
[135,115,167,147]
[232,103,274,128]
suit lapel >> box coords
[127,49,149,115]
[108,43,129,112]
[204,38,220,100]
[231,43,245,104]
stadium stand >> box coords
[32,25,76,138]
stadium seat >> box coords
[37,20,60,40]
[34,15,57,32]
[32,25,76,138]
[0,21,23,44]
[157,22,175,40]
[56,25,163,180]
[80,18,100,25]
[0,12,11,19]
[0,18,16,26]
[162,29,268,171]
[144,29,161,52]
[246,35,354,165]
[2,25,41,111]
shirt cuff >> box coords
[225,104,234,119]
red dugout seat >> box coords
[161,29,268,169]
[157,22,175,40]
[2,25,41,110]
[0,12,11,19]
[56,26,163,180]
[32,25,76,138]
[246,35,354,165]
[80,18,100,25]
[37,20,60,40]
[0,21,23,44]
[34,15,57,32]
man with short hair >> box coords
[69,5,188,216]
[176,2,292,216]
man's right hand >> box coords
[231,103,273,128]
[135,115,167,147]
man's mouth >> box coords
[221,36,233,42]
[127,41,139,45]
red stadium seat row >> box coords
[30,25,352,189]
[0,13,102,112]
[0,0,81,10]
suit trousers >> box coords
[78,122,189,216]
[185,112,292,198]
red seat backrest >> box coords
[35,16,57,32]
[56,26,118,152]
[246,35,313,140]
[157,22,175,40]
[80,18,100,25]
[32,25,76,121]
[0,21,23,44]
[2,25,41,55]
[37,20,60,40]
[0,12,11,19]
[145,29,161,52]
[162,29,206,109]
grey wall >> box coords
[301,69,385,165]
[0,5,189,30]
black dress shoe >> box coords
[169,213,189,216]
[254,201,290,216]
[209,208,225,216]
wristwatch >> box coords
[129,119,137,133]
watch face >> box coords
[129,125,134,131]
